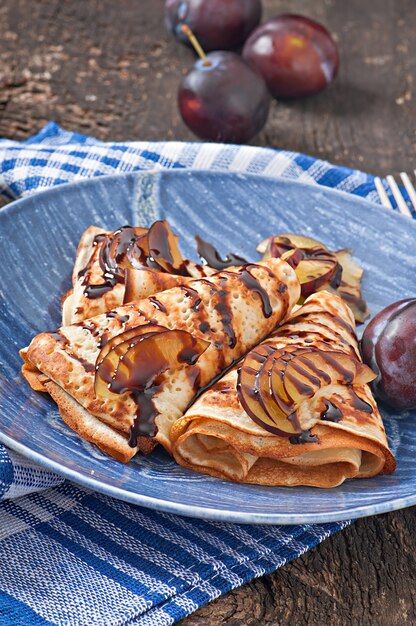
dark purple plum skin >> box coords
[361,299,416,410]
[242,14,339,99]
[178,51,270,143]
[165,0,262,52]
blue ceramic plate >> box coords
[0,171,415,524]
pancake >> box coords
[171,291,396,487]
[21,258,300,462]
[62,223,215,325]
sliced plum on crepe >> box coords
[94,324,168,399]
[147,220,189,275]
[326,249,370,322]
[238,342,376,435]
[95,324,209,398]
[283,350,375,404]
[257,234,369,322]
[257,234,341,298]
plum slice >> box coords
[109,330,210,394]
[257,234,341,300]
[237,345,279,431]
[282,350,375,408]
[239,341,376,435]
[257,234,369,322]
[319,249,370,322]
[96,324,168,366]
[259,353,301,436]
[238,345,301,437]
[94,325,168,398]
[147,220,188,275]
[123,233,150,270]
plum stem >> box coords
[181,24,211,67]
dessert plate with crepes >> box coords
[1,170,415,524]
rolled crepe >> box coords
[62,224,214,325]
[21,258,300,462]
[171,291,396,487]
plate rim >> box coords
[2,429,414,525]
[1,168,415,524]
[2,167,414,228]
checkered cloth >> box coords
[0,123,412,626]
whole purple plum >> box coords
[361,298,416,410]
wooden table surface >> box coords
[1,1,415,624]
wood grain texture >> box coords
[0,1,415,624]
[0,0,415,174]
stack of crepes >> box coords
[21,224,300,462]
[21,222,395,487]
[171,291,396,487]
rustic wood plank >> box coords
[0,0,415,175]
[0,1,415,625]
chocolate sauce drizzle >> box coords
[106,311,130,323]
[148,297,167,313]
[80,222,199,300]
[47,331,95,373]
[195,235,247,270]
[83,227,136,299]
[289,430,319,445]
[212,276,236,349]
[321,400,343,422]
[95,324,207,446]
[181,285,202,313]
[239,266,272,318]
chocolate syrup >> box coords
[106,311,130,323]
[296,353,332,385]
[181,285,203,313]
[289,430,319,445]
[239,266,272,318]
[95,324,206,444]
[349,388,373,413]
[48,331,95,372]
[321,400,343,422]
[212,276,236,349]
[283,359,318,396]
[48,331,68,345]
[148,221,189,276]
[129,389,159,444]
[148,297,167,313]
[195,235,248,270]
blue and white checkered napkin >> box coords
[0,123,412,626]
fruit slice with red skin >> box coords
[95,326,168,399]
[123,233,150,270]
[237,345,280,432]
[258,234,369,323]
[238,345,301,437]
[110,330,210,394]
[107,227,139,268]
[282,350,376,408]
[257,234,332,257]
[258,234,341,300]
[258,353,301,436]
[318,249,370,322]
[286,254,340,298]
[147,220,187,275]
[96,324,168,367]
